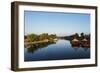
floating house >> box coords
[71,38,80,47]
[81,38,90,48]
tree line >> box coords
[24,33,57,42]
[59,33,90,41]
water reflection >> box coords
[26,39,89,53]
[72,46,89,52]
[24,39,90,61]
[71,42,90,51]
[26,42,55,53]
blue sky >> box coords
[24,11,90,36]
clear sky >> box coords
[24,11,90,36]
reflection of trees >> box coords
[27,42,55,53]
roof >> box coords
[72,38,79,41]
[82,38,87,41]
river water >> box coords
[24,39,90,61]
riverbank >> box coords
[24,38,58,48]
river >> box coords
[24,39,90,61]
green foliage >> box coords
[39,33,49,40]
[49,34,57,39]
[25,33,57,42]
[74,33,79,38]
[81,32,85,39]
[27,34,39,42]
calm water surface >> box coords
[24,39,90,61]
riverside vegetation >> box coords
[24,33,90,48]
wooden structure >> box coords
[81,38,90,48]
[71,38,80,47]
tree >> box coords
[25,33,57,42]
[39,33,49,40]
[74,33,79,39]
[27,34,38,42]
[81,32,84,39]
[49,34,57,39]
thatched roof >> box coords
[72,38,79,42]
[82,38,88,41]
